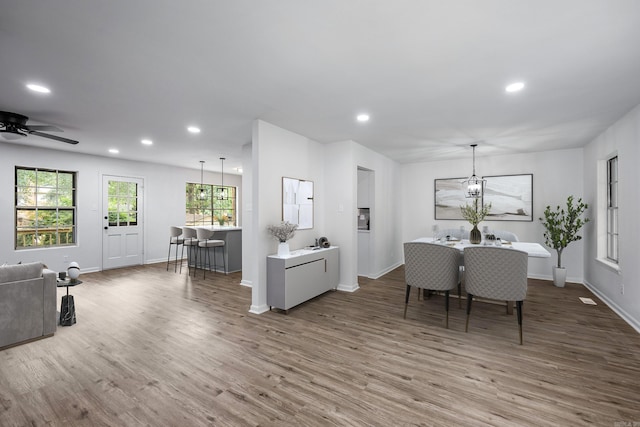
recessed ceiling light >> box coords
[108,148,119,154]
[141,139,153,145]
[26,83,51,94]
[187,126,201,134]
[505,82,525,93]
[357,114,370,122]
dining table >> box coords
[412,237,551,258]
[410,237,551,314]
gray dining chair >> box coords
[437,228,469,240]
[403,242,462,328]
[463,246,528,344]
[166,226,184,273]
[492,230,519,242]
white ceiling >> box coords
[2,0,640,173]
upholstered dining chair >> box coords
[166,226,185,273]
[491,230,519,242]
[403,242,462,328]
[463,246,528,344]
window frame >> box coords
[185,182,237,227]
[15,166,77,250]
[606,156,618,263]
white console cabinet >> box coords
[267,246,339,311]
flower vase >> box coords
[469,225,482,244]
[277,242,290,257]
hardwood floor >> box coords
[1,263,639,426]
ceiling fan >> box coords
[0,111,78,145]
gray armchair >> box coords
[403,242,462,328]
[463,246,528,344]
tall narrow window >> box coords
[15,167,77,249]
[606,156,618,263]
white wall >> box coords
[248,120,327,313]
[248,123,402,312]
[583,103,640,331]
[400,148,585,282]
[0,142,241,273]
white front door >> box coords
[102,175,144,270]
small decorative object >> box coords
[539,195,590,287]
[67,261,80,282]
[267,221,298,257]
[460,199,491,244]
[58,271,66,280]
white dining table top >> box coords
[411,237,551,258]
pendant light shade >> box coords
[217,157,227,200]
[463,144,485,199]
[199,160,206,199]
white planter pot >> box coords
[277,242,290,257]
[552,267,567,288]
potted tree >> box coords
[539,195,590,287]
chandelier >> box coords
[463,144,485,199]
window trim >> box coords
[185,182,237,227]
[15,166,77,250]
[606,156,618,263]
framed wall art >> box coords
[482,174,533,221]
[434,177,468,220]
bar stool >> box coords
[180,227,199,276]
[196,228,226,279]
[166,226,185,272]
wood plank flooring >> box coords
[1,263,639,426]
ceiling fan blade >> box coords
[29,130,79,145]
[27,124,63,132]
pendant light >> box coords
[463,144,485,199]
[217,157,227,200]
[199,160,206,199]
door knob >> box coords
[104,226,108,230]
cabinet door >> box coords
[285,258,325,309]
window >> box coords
[15,167,77,249]
[107,180,138,226]
[185,183,236,226]
[606,156,618,263]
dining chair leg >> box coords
[445,290,450,329]
[458,283,462,309]
[516,300,523,345]
[465,294,474,332]
[403,285,411,319]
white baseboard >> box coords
[337,282,360,292]
[240,279,252,288]
[583,280,640,334]
[249,304,269,314]
[366,261,403,280]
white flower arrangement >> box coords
[267,221,298,243]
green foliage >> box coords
[539,195,590,268]
[460,199,491,226]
